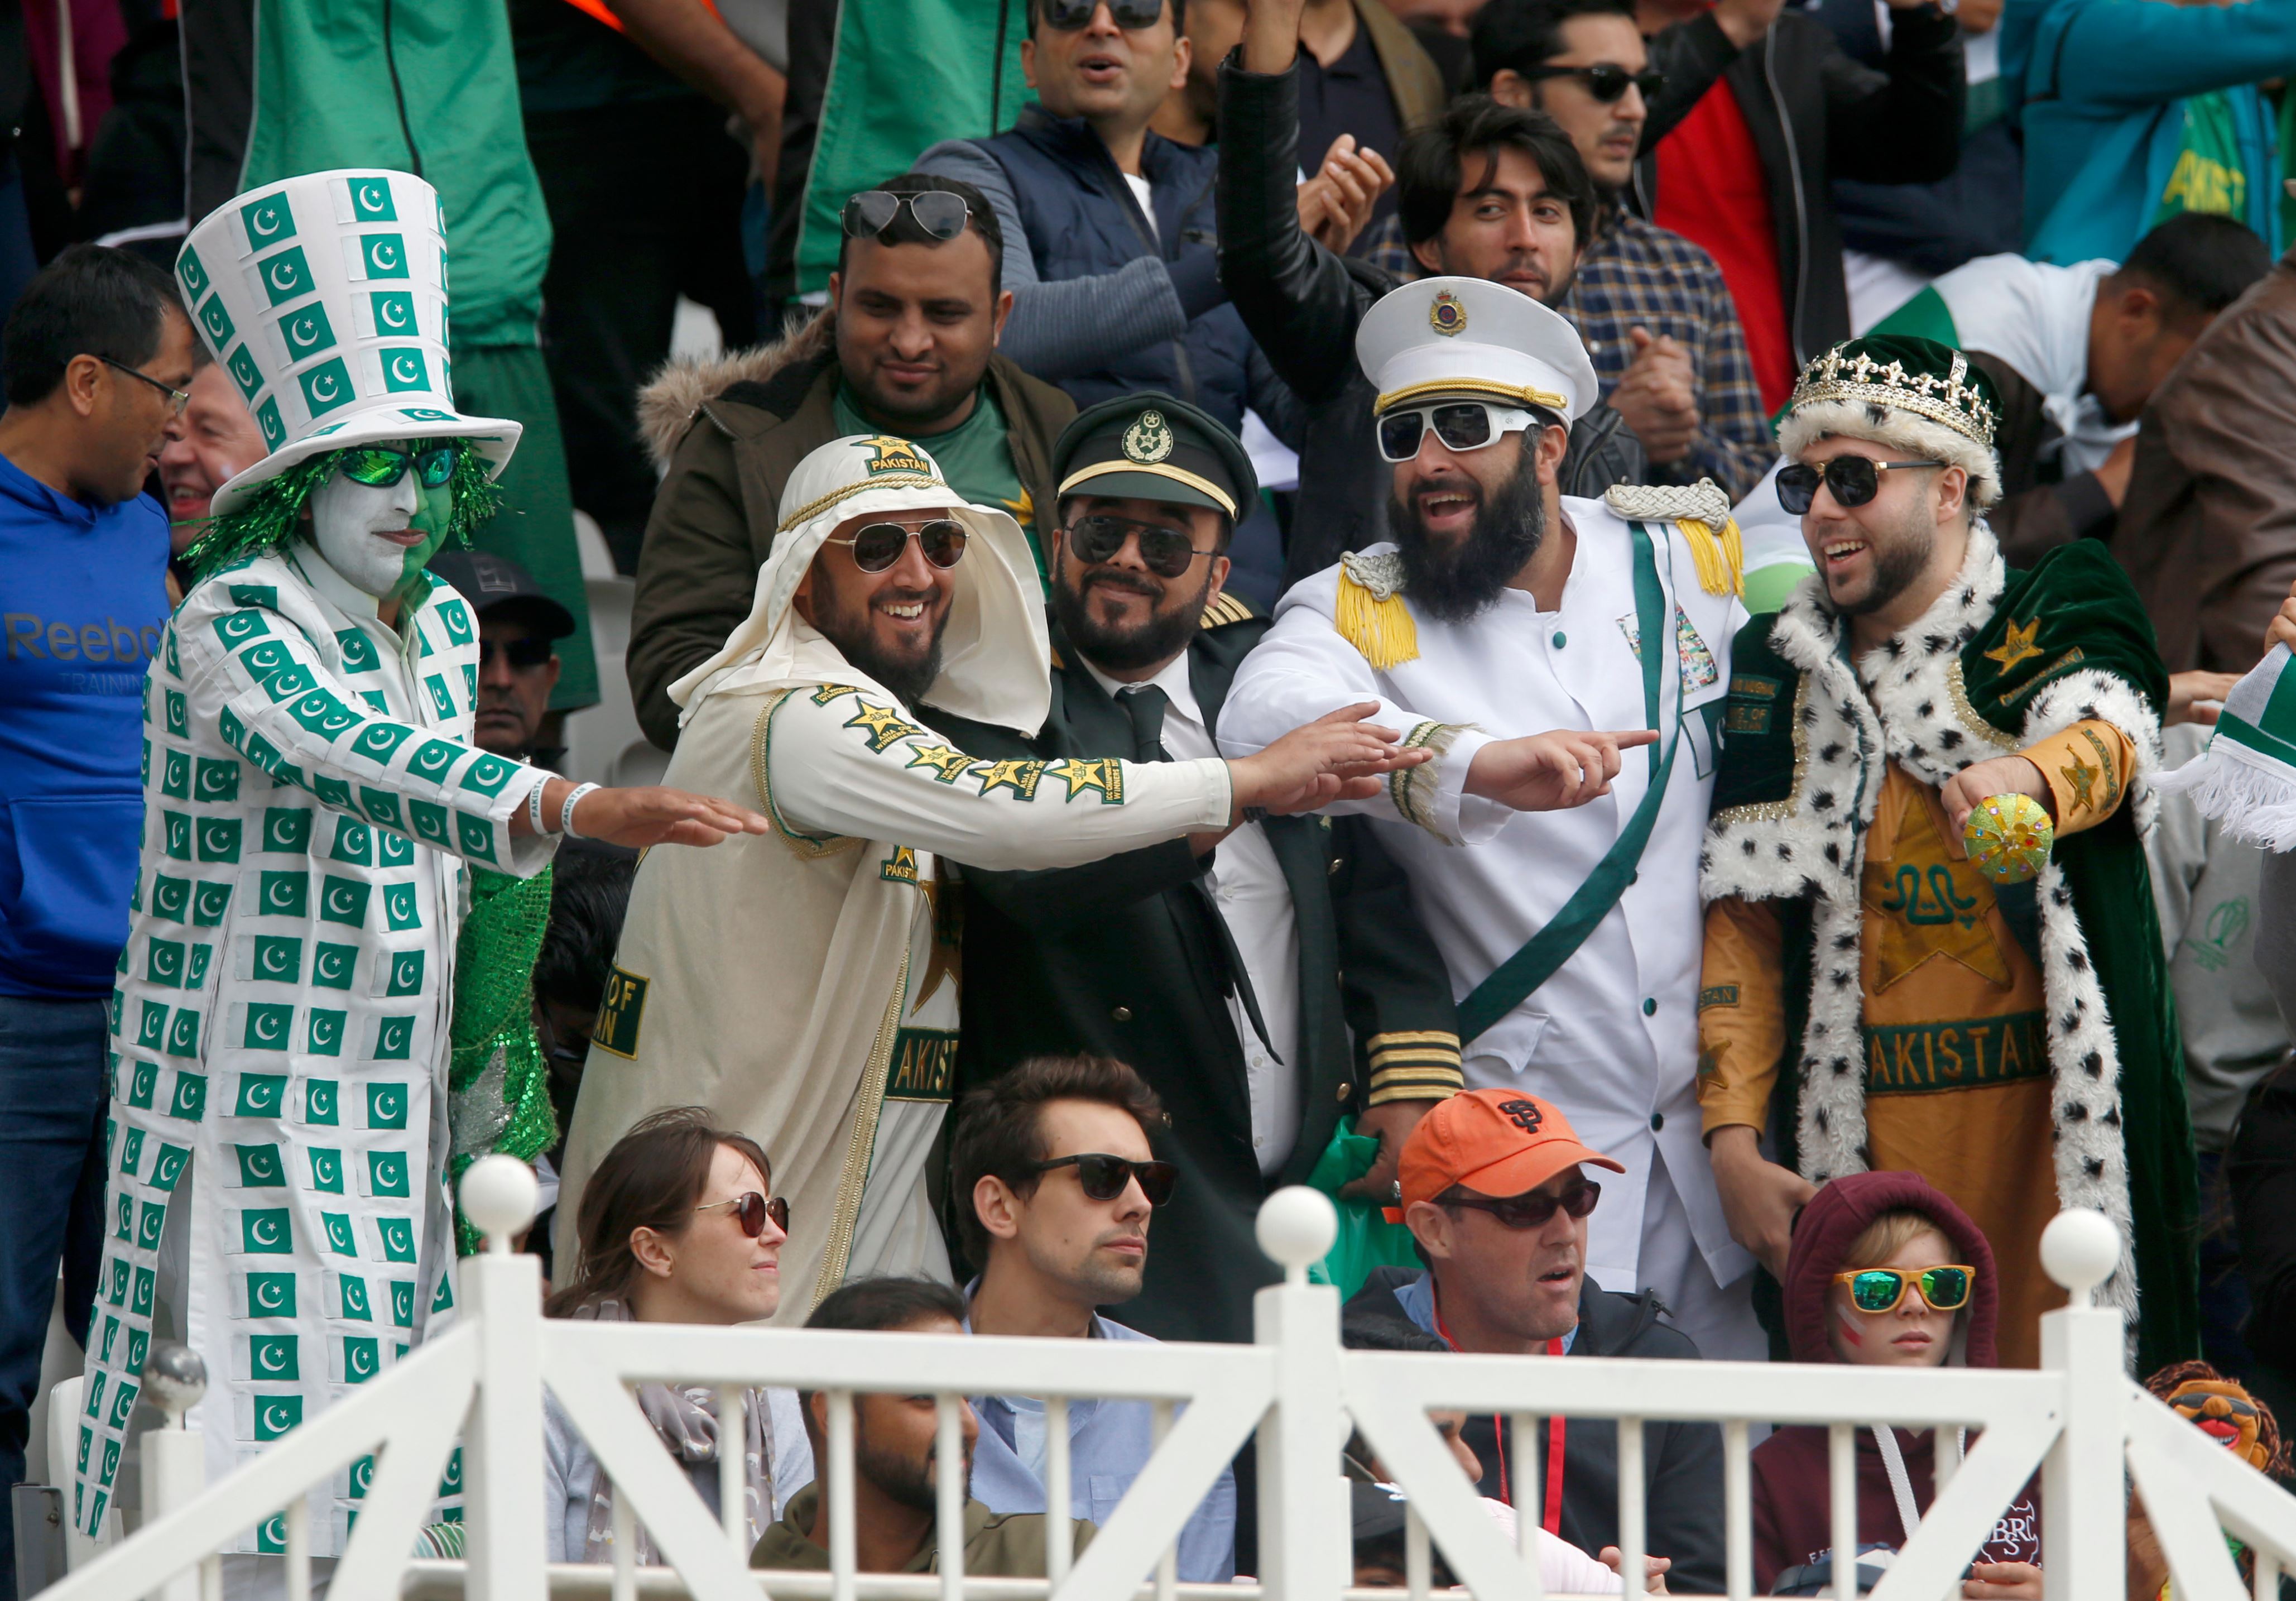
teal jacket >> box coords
[2006,0,2296,263]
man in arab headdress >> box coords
[560,432,1418,1315]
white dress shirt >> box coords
[1086,652,1303,1173]
[1218,497,1754,1288]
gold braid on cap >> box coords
[1786,347,1999,450]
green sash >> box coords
[1457,523,1680,1043]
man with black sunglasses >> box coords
[564,432,1429,1325]
[1696,333,2198,1374]
[426,549,576,765]
[1342,1089,1724,1594]
[952,1055,1237,1579]
[1473,0,1777,504]
[925,394,1462,1346]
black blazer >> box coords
[925,605,1461,1343]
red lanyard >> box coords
[1431,1302,1568,1535]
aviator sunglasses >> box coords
[338,443,462,491]
[694,1191,792,1239]
[1832,1264,1976,1315]
[1030,1152,1180,1207]
[1442,1180,1602,1229]
[1066,512,1217,580]
[823,519,969,573]
[1040,0,1167,30]
[842,189,974,242]
[1511,63,1667,103]
[1377,400,1541,463]
[1775,457,1943,515]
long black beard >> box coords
[814,586,949,708]
[1050,559,1216,673]
[1389,456,1548,624]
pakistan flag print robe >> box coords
[74,545,552,1553]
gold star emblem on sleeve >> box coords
[904,742,976,783]
[2058,751,2100,812]
[845,699,923,752]
[1049,756,1126,803]
[973,759,1046,800]
[810,683,861,705]
[1983,616,2043,672]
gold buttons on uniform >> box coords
[1337,1083,1352,1102]
[1111,1005,1133,1023]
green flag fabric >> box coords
[795,0,1033,295]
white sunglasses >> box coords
[1376,400,1541,463]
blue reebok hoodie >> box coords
[0,452,169,998]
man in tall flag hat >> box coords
[73,169,760,1562]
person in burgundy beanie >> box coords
[1752,1170,2044,1598]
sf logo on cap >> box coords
[1498,1098,1544,1133]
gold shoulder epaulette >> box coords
[1335,549,1418,670]
[1198,591,1256,630]
[1603,480,1745,598]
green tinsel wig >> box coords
[179,439,504,581]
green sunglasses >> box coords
[338,443,462,491]
[1834,1264,1976,1314]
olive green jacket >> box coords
[751,1485,1096,1576]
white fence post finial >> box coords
[2039,1208,2120,1310]
[1253,1187,1344,1601]
[458,1156,549,1601]
[1255,1185,1338,1290]
[139,1343,209,1601]
[460,1155,541,1257]
[2039,1207,2129,1601]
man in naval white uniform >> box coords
[1220,276,1767,1360]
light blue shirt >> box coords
[1393,1273,1578,1354]
[964,1295,1237,1581]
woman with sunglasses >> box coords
[541,1106,811,1564]
[1751,1171,2043,1599]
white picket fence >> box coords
[36,1158,2296,1601]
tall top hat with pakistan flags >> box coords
[175,167,521,519]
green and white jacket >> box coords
[75,544,552,1554]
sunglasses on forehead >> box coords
[1512,63,1666,103]
[842,190,974,243]
[1775,457,1944,514]
[1031,1152,1179,1206]
[823,519,969,573]
[1040,0,1166,29]
[694,1191,791,1239]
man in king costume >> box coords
[74,169,759,1560]
[1695,333,2201,1372]
[559,433,1414,1320]
[1219,275,1770,1363]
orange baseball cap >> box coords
[1397,1089,1625,1209]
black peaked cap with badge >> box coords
[1053,392,1259,525]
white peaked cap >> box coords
[1355,275,1598,428]
[176,168,522,517]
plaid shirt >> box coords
[1561,210,1773,499]
[1362,209,1774,500]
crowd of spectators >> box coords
[12,0,2296,1592]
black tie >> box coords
[1121,684,1281,1063]
[1122,684,1170,763]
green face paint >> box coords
[386,479,456,600]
